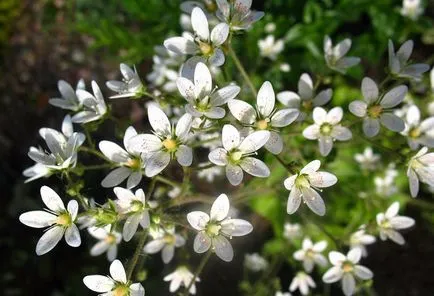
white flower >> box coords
[322,249,373,296]
[401,0,424,20]
[187,193,253,262]
[19,186,81,255]
[99,126,146,189]
[284,160,337,216]
[258,35,284,60]
[25,115,85,182]
[349,228,376,257]
[164,7,229,67]
[144,226,186,263]
[164,266,200,295]
[349,77,407,137]
[83,259,145,296]
[280,63,291,72]
[72,81,108,123]
[244,253,269,272]
[324,36,360,74]
[283,222,302,240]
[354,147,380,171]
[197,165,223,182]
[129,106,193,177]
[208,125,270,186]
[277,73,332,121]
[228,81,299,154]
[265,22,276,33]
[275,292,291,296]
[289,272,316,295]
[49,79,85,111]
[407,147,434,197]
[376,202,415,245]
[106,63,144,99]
[113,187,150,242]
[88,225,121,261]
[293,237,328,272]
[216,0,264,31]
[401,105,434,150]
[177,62,240,119]
[303,107,352,156]
[388,40,430,80]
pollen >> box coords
[295,175,310,189]
[409,127,421,138]
[163,138,177,152]
[113,285,129,296]
[256,119,269,130]
[56,213,71,226]
[367,105,383,118]
[199,42,213,56]
[320,123,333,135]
[105,234,116,244]
[206,223,221,237]
[342,262,354,273]
[126,158,141,170]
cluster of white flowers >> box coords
[18,1,433,295]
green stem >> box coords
[81,164,113,171]
[83,127,95,149]
[155,175,181,188]
[273,154,297,174]
[183,250,212,295]
[126,230,148,281]
[228,45,257,97]
[301,213,340,249]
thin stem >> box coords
[81,164,113,171]
[273,154,297,174]
[155,175,181,188]
[228,45,257,97]
[83,127,95,149]
[183,250,213,296]
[301,213,340,248]
[126,230,148,281]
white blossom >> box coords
[19,186,81,255]
[375,164,398,197]
[349,77,407,137]
[283,222,302,240]
[83,259,145,296]
[228,81,299,154]
[88,225,121,261]
[49,79,85,111]
[106,63,144,99]
[349,228,376,257]
[258,35,284,60]
[280,63,291,72]
[401,105,434,149]
[72,81,108,123]
[208,125,270,186]
[376,202,415,245]
[322,249,373,296]
[216,0,264,31]
[400,0,424,20]
[293,237,328,272]
[129,106,193,177]
[113,187,150,242]
[277,73,332,121]
[289,272,316,295]
[265,22,276,33]
[164,266,200,295]
[284,160,337,216]
[244,253,269,272]
[388,40,430,80]
[407,147,434,197]
[187,193,253,262]
[303,107,352,156]
[354,147,380,171]
[177,62,240,119]
[324,36,360,74]
[144,226,186,263]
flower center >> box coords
[113,285,129,296]
[409,127,421,138]
[368,105,383,118]
[320,123,333,135]
[305,249,315,258]
[206,223,221,237]
[126,157,141,170]
[295,174,310,189]
[164,234,176,245]
[105,234,117,245]
[256,119,270,130]
[228,151,243,164]
[342,262,354,273]
[302,100,313,110]
[196,96,210,112]
[199,42,213,56]
[162,138,177,152]
[56,213,72,226]
[130,200,144,212]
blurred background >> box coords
[1,0,433,295]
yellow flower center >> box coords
[228,151,243,164]
[199,42,213,56]
[409,127,421,138]
[256,119,269,130]
[306,249,315,258]
[342,262,354,273]
[113,285,129,296]
[105,234,117,245]
[302,100,313,110]
[206,223,221,237]
[56,213,71,226]
[164,234,176,245]
[131,200,144,212]
[368,105,383,118]
[295,174,310,189]
[320,123,333,135]
[126,158,141,170]
[162,138,177,152]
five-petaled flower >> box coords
[164,266,200,295]
[407,147,434,197]
[324,36,360,74]
[144,226,186,264]
[88,225,122,261]
[376,202,415,245]
[72,81,108,124]
[401,105,434,150]
[289,271,316,295]
[106,63,145,99]
[293,237,328,272]
[388,40,430,80]
[216,0,264,31]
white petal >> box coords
[213,235,234,262]
[83,275,114,293]
[300,160,321,174]
[284,175,297,190]
[271,108,299,127]
[208,48,225,67]
[318,136,334,156]
[380,85,407,109]
[347,248,361,263]
[148,105,171,136]
[239,157,270,177]
[40,186,65,212]
[354,265,373,280]
[145,151,170,177]
[128,134,162,153]
[210,194,230,221]
[386,230,405,245]
[380,113,405,132]
[226,164,244,186]
[101,167,131,188]
[322,266,343,283]
[257,81,275,117]
[221,219,253,236]
[389,216,415,229]
[349,100,367,117]
[264,131,283,154]
[313,107,327,125]
[331,126,352,141]
[361,77,378,103]
[90,241,110,256]
[204,107,226,119]
[210,23,229,46]
[406,105,421,126]
[162,245,175,263]
[227,99,256,125]
[36,226,64,255]
[144,239,165,254]
[99,141,129,163]
[222,124,241,151]
[193,232,212,253]
[287,187,302,214]
[130,283,145,296]
[298,73,313,99]
[19,211,56,228]
[65,224,81,247]
[342,274,355,296]
[313,241,328,252]
[194,62,212,96]
[313,89,332,106]
[177,77,196,102]
[176,145,193,167]
[363,118,380,137]
[124,126,138,150]
[208,148,228,165]
[334,38,351,59]
[187,211,210,230]
[191,7,209,41]
[329,251,346,265]
[210,85,241,106]
[408,168,419,197]
[127,172,142,189]
[276,91,300,107]
[302,187,326,216]
[164,37,197,55]
[326,107,343,125]
[309,172,337,188]
[123,214,140,242]
[303,125,320,140]
[176,113,193,141]
[110,259,127,283]
[238,130,270,153]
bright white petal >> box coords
[349,100,367,117]
[287,187,302,214]
[123,214,140,242]
[264,131,283,154]
[309,172,337,188]
[36,226,64,255]
[222,124,241,151]
[110,259,127,283]
[187,211,210,230]
[40,186,65,212]
[354,265,373,280]
[148,105,171,136]
[271,108,299,127]
[210,23,229,46]
[342,274,356,296]
[239,157,270,177]
[347,248,361,264]
[257,81,275,117]
[19,211,56,228]
[65,224,81,247]
[238,130,270,153]
[208,148,228,166]
[176,145,193,166]
[210,194,230,221]
[193,231,212,253]
[226,164,244,186]
[191,7,209,41]
[301,187,326,216]
[145,151,171,177]
[322,266,343,283]
[83,275,114,293]
[227,100,256,125]
[213,235,234,262]
[101,167,131,188]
